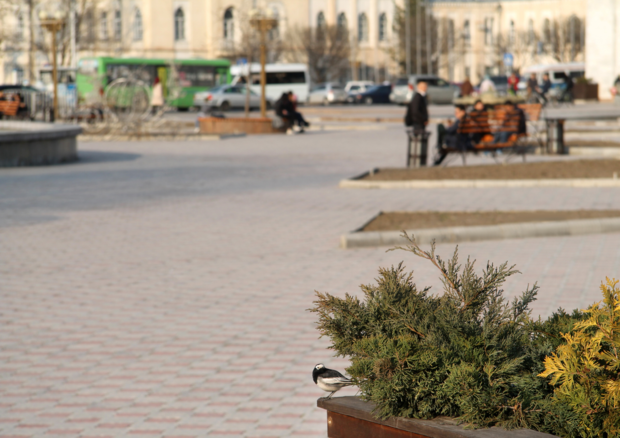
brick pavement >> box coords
[2,126,620,437]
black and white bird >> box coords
[312,363,354,399]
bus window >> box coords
[266,72,306,84]
[177,65,215,87]
[105,64,157,84]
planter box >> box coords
[573,83,599,101]
[317,397,557,438]
[198,117,285,135]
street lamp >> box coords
[249,9,278,117]
[39,9,66,122]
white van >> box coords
[231,63,310,103]
[519,62,585,93]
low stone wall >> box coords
[199,117,285,135]
[0,121,82,167]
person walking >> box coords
[479,75,496,95]
[404,80,428,132]
[507,72,520,96]
[558,74,574,103]
[151,77,164,114]
[539,73,552,104]
[460,77,474,97]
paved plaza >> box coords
[2,125,620,438]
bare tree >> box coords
[390,0,436,75]
[286,25,350,84]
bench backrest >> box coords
[517,103,542,122]
[0,101,20,116]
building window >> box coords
[17,13,24,35]
[378,13,387,41]
[358,13,368,42]
[113,9,121,40]
[463,20,470,46]
[337,12,347,35]
[317,11,325,29]
[133,9,143,41]
[543,18,551,45]
[484,17,493,46]
[224,7,234,41]
[528,19,535,45]
[174,8,185,41]
[509,20,515,46]
[268,6,279,41]
[100,11,108,40]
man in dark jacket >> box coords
[435,105,469,165]
[274,92,309,132]
[404,81,428,131]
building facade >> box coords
[585,0,620,99]
[0,0,401,85]
[429,0,587,83]
[2,0,616,98]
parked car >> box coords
[390,75,459,105]
[476,75,509,96]
[192,84,268,111]
[344,80,374,103]
[355,84,392,104]
[307,83,348,105]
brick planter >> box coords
[573,83,599,101]
[317,397,557,438]
[198,117,285,135]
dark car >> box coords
[355,84,392,104]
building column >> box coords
[585,0,618,99]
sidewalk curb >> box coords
[340,217,620,249]
[339,177,620,189]
[79,133,246,142]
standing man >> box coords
[404,80,428,132]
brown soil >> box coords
[360,159,620,181]
[362,210,620,232]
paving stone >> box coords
[2,127,620,437]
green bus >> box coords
[76,57,231,110]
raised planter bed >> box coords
[198,116,285,135]
[318,397,557,438]
[573,83,598,101]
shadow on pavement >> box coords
[77,151,142,164]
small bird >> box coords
[312,363,354,399]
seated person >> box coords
[494,102,526,144]
[539,73,552,103]
[435,105,471,165]
[468,100,489,143]
[274,92,310,132]
[0,91,6,101]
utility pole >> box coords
[405,0,411,76]
[70,0,76,68]
[27,0,35,83]
[425,1,432,74]
[416,0,422,75]
[250,10,277,117]
[570,15,575,61]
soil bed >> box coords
[362,210,620,232]
[360,159,620,181]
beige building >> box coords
[429,0,587,83]
[0,0,401,84]
[0,0,607,91]
[585,0,620,99]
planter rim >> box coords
[317,396,557,438]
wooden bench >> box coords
[0,100,20,118]
[438,106,533,165]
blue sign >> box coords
[503,53,514,68]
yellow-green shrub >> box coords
[539,278,620,437]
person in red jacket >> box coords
[508,72,520,96]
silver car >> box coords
[390,75,459,105]
[307,83,348,105]
[193,84,267,111]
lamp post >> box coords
[249,9,278,117]
[39,10,65,122]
